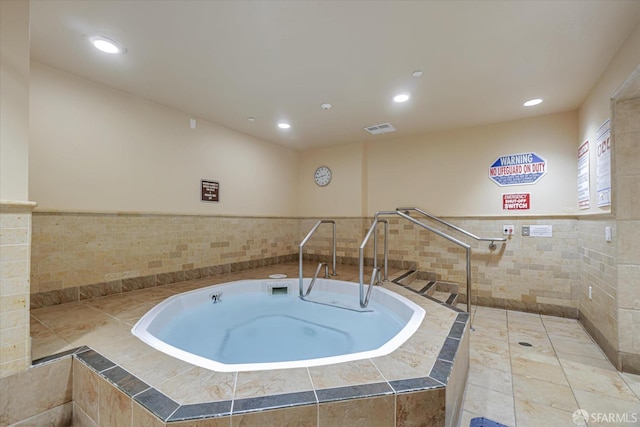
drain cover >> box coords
[518,341,533,347]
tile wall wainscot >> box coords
[302,216,580,319]
[576,217,619,367]
[0,201,37,378]
[30,212,300,309]
[614,94,640,374]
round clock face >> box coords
[314,166,332,187]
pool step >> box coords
[391,270,459,307]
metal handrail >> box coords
[360,267,381,308]
[373,219,389,281]
[396,207,506,250]
[299,220,336,297]
[367,210,473,315]
[301,262,329,298]
[358,219,385,308]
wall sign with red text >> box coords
[503,193,530,211]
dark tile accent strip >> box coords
[79,280,122,300]
[134,388,180,421]
[168,401,233,421]
[32,346,84,366]
[448,321,466,340]
[102,366,150,397]
[75,348,116,373]
[315,382,394,403]
[437,337,461,362]
[391,270,416,284]
[30,287,78,309]
[445,293,458,305]
[389,377,444,393]
[430,359,453,384]
[419,281,436,294]
[455,312,470,323]
[232,391,317,414]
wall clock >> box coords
[314,166,332,187]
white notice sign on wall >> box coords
[529,225,553,237]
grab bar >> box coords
[299,220,336,297]
[301,262,329,298]
[396,207,506,250]
[371,210,473,315]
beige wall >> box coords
[0,0,30,201]
[29,63,299,217]
[0,0,32,378]
[299,111,579,218]
[298,142,365,217]
[575,20,640,373]
[366,112,579,217]
[578,21,640,215]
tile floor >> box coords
[30,263,640,426]
[458,305,640,427]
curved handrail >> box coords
[365,210,473,315]
[396,207,506,250]
[299,220,336,297]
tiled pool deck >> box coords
[29,263,469,426]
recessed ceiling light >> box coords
[523,98,543,107]
[277,123,291,129]
[412,70,423,78]
[247,117,256,122]
[89,36,124,54]
[393,94,410,103]
[320,103,332,110]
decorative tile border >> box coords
[31,279,469,424]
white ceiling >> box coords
[29,0,640,151]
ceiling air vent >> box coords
[364,123,396,135]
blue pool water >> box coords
[155,291,405,364]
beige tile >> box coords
[564,364,639,402]
[318,395,395,427]
[370,348,436,381]
[309,359,385,389]
[73,402,98,427]
[235,368,313,399]
[83,294,155,321]
[99,378,132,427]
[231,405,316,427]
[512,374,578,412]
[573,389,640,426]
[12,401,74,426]
[549,336,607,359]
[510,356,568,386]
[158,367,235,404]
[621,372,640,399]
[96,334,157,365]
[0,357,73,426]
[470,347,511,372]
[125,351,194,386]
[557,353,616,371]
[467,365,512,393]
[462,384,515,426]
[396,388,445,426]
[131,401,166,427]
[514,399,578,427]
[73,359,100,424]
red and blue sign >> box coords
[489,152,547,186]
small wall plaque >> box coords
[201,180,219,203]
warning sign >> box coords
[489,152,547,186]
[503,193,530,211]
[201,180,219,202]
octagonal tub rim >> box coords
[131,278,426,372]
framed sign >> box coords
[201,180,219,203]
